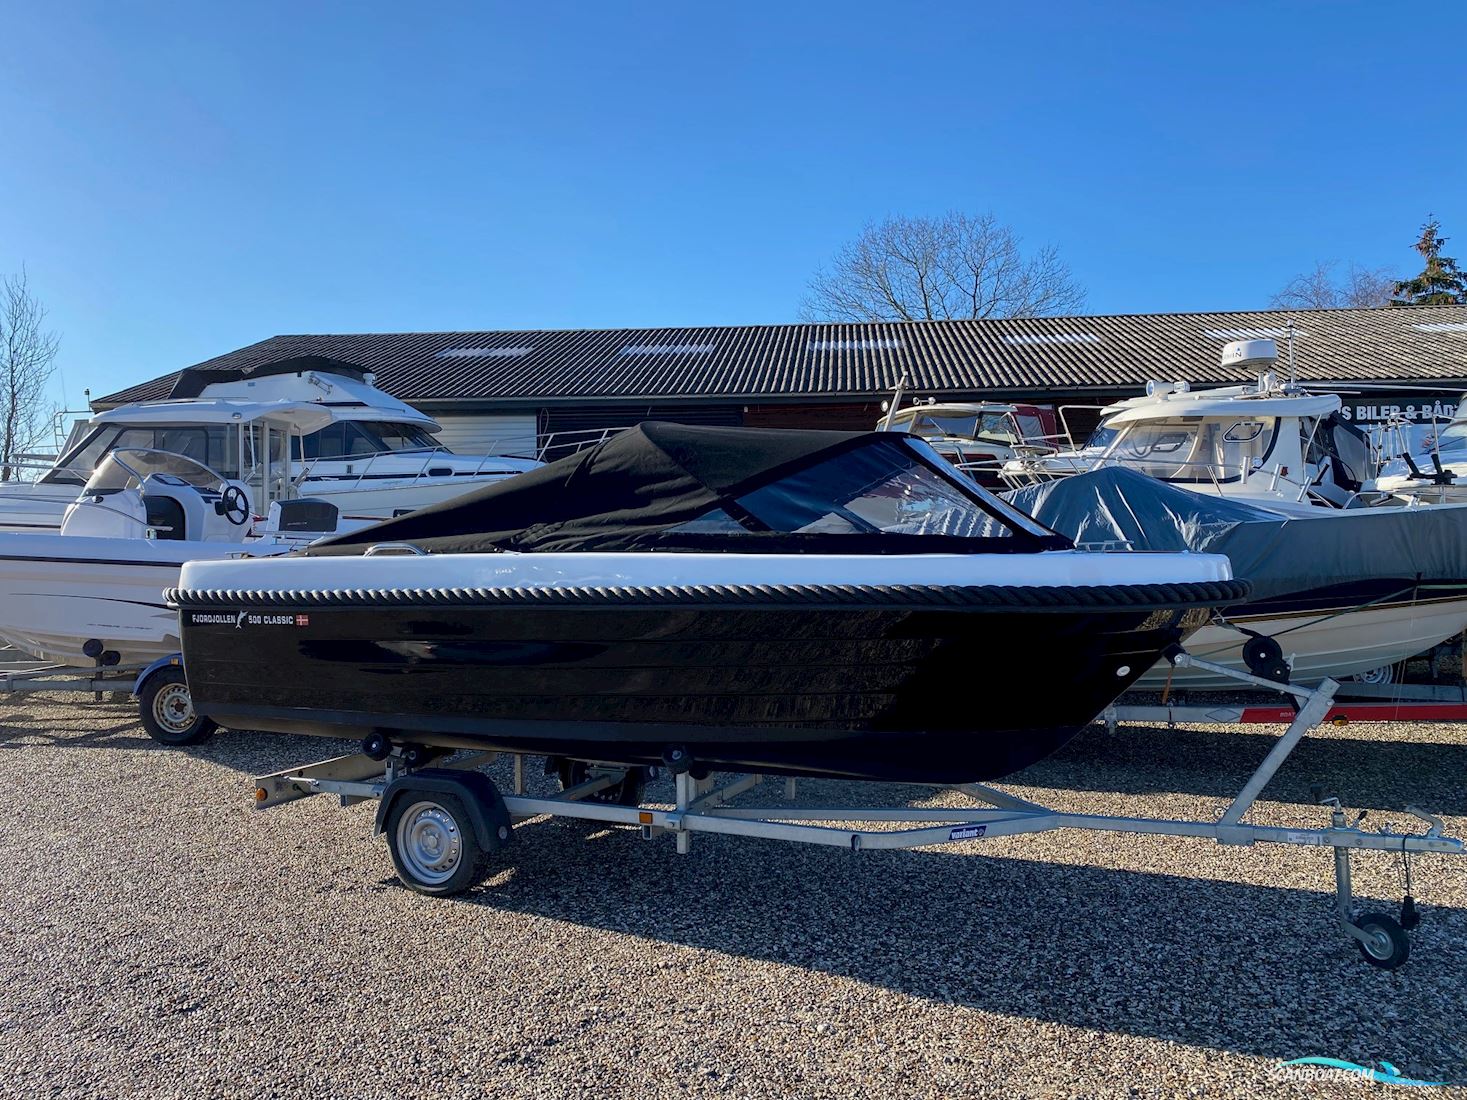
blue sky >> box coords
[2,0,1464,406]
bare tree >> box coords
[0,269,61,481]
[1269,260,1396,310]
[801,212,1085,322]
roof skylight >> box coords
[806,338,904,351]
[1412,322,1467,333]
[619,343,717,355]
[436,347,534,359]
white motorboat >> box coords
[0,437,351,667]
[877,401,1057,486]
[1367,395,1467,502]
[0,356,541,534]
[1002,340,1374,514]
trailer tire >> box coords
[138,666,217,746]
[385,792,490,897]
[1354,912,1411,969]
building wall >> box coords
[742,402,885,431]
[434,414,538,458]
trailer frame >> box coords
[250,651,1462,969]
[1,650,214,745]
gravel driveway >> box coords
[1,695,1464,1098]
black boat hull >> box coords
[175,583,1229,783]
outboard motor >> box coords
[265,497,340,534]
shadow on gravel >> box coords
[6,712,1466,1077]
[468,808,1467,1080]
[0,715,148,749]
[1025,723,1467,815]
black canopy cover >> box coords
[309,422,1065,556]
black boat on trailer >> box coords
[172,426,1466,968]
[172,423,1241,783]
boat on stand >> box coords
[877,399,1058,486]
[1008,466,1467,689]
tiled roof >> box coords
[95,305,1467,408]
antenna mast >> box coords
[1285,319,1298,387]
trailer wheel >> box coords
[138,666,217,746]
[386,794,489,896]
[1354,912,1411,969]
[1351,664,1398,687]
[557,760,647,806]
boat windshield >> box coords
[1082,422,1121,451]
[299,421,443,460]
[678,438,1051,539]
[44,422,245,486]
[904,410,1019,445]
[1102,416,1278,483]
[1429,421,1467,456]
[83,449,224,495]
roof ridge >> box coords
[257,303,1467,341]
[90,304,1467,409]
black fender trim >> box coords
[168,578,1251,614]
[374,768,512,853]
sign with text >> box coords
[1335,392,1462,426]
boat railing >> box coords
[534,426,630,463]
[995,448,1103,489]
[288,427,631,496]
[1098,455,1362,507]
[952,456,1009,479]
[0,457,98,495]
[1055,404,1113,450]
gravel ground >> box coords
[1,696,1465,1099]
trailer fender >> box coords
[133,653,185,698]
[374,768,512,853]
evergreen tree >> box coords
[1392,217,1467,306]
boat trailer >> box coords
[1,650,215,747]
[251,652,1462,970]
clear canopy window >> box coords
[676,438,1049,539]
[1102,416,1278,483]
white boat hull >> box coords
[0,534,287,666]
[0,487,70,534]
[302,469,529,520]
[1138,598,1467,689]
[0,471,532,535]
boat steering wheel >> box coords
[220,485,251,526]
